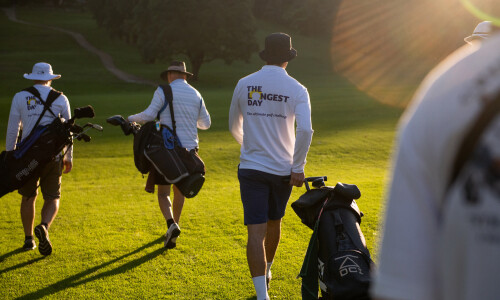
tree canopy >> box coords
[253,0,341,36]
[87,0,258,81]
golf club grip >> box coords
[305,176,327,183]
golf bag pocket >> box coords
[175,172,205,198]
[0,150,13,197]
[177,148,205,175]
[13,125,48,159]
[317,208,373,300]
[143,131,189,184]
[133,121,156,174]
[320,249,372,300]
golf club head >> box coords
[121,122,133,136]
[69,124,83,134]
[74,106,95,119]
[86,123,103,132]
[77,133,91,142]
[333,182,361,200]
[106,115,126,126]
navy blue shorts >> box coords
[238,168,293,225]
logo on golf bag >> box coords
[319,259,325,280]
[16,159,39,181]
[336,254,364,277]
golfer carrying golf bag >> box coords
[127,61,211,249]
[4,62,73,255]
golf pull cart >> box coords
[292,176,373,300]
[0,105,102,198]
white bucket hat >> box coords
[464,21,492,44]
[23,62,61,81]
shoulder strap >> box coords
[448,93,500,188]
[158,84,176,136]
[23,86,62,129]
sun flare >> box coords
[330,0,498,107]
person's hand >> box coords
[63,160,73,174]
[289,172,305,187]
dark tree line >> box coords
[85,0,341,80]
[87,0,258,81]
[253,0,341,36]
[4,0,85,7]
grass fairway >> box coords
[0,6,403,299]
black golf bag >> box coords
[293,177,373,300]
[0,117,71,198]
[0,104,97,198]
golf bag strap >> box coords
[159,84,177,136]
[23,86,62,129]
[157,85,169,119]
[334,209,372,258]
[448,92,500,188]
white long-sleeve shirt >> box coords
[229,65,313,175]
[128,79,211,150]
[372,35,500,300]
[6,84,72,162]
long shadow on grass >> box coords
[0,248,25,263]
[15,237,164,300]
[0,257,45,275]
[0,248,45,275]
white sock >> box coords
[252,275,269,300]
[266,262,273,278]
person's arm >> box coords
[228,82,244,145]
[6,96,21,151]
[128,88,164,124]
[292,88,313,174]
[59,95,73,173]
[197,96,211,130]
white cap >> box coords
[464,21,493,44]
[23,62,61,81]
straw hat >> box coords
[160,61,193,80]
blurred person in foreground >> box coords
[229,32,313,300]
[372,27,500,300]
[6,62,72,255]
[127,61,211,249]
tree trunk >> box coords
[189,52,204,82]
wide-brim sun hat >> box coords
[160,61,193,80]
[23,62,61,81]
[464,21,492,44]
[259,32,297,64]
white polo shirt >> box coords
[229,65,313,175]
[6,84,72,162]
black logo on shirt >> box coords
[247,86,289,106]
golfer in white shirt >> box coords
[229,33,313,300]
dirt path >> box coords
[2,6,156,87]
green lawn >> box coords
[0,5,403,299]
